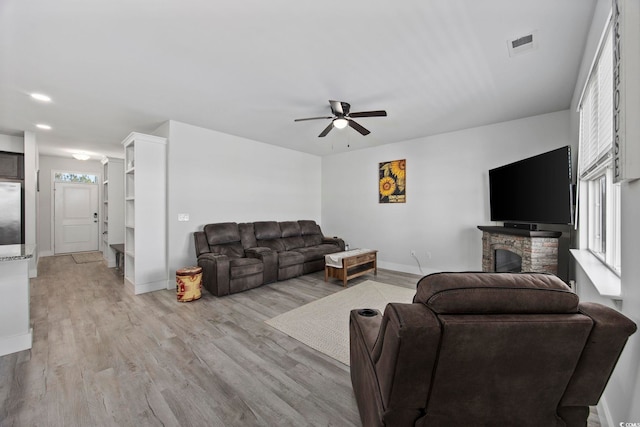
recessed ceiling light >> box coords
[36,124,52,130]
[30,93,52,102]
[72,153,90,161]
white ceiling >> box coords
[0,0,596,159]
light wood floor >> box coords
[0,255,602,426]
[0,255,419,426]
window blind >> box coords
[578,27,613,178]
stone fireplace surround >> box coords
[478,226,562,275]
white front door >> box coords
[54,182,99,254]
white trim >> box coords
[0,328,32,357]
[570,249,621,300]
[50,169,102,255]
[577,11,613,110]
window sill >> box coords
[570,249,622,300]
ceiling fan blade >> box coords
[348,119,370,136]
[318,123,334,137]
[294,116,333,122]
[349,110,387,118]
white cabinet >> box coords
[101,157,124,267]
[122,132,167,295]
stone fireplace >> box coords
[478,226,561,275]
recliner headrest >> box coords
[414,272,578,314]
[299,220,321,236]
[204,222,240,246]
[254,221,281,240]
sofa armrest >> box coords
[372,303,441,411]
[350,308,383,356]
[560,302,637,406]
[197,253,230,296]
[245,247,278,284]
[323,236,345,251]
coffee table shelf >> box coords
[324,249,378,287]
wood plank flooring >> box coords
[0,255,419,426]
[0,255,602,426]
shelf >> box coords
[121,132,166,295]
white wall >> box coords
[569,0,640,425]
[37,155,102,256]
[322,110,572,275]
[23,132,39,277]
[159,120,322,282]
[0,134,24,153]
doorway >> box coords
[53,173,99,254]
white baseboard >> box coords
[124,278,168,295]
[377,261,440,277]
[0,328,33,357]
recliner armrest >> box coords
[350,309,383,355]
[197,253,230,296]
[560,302,637,406]
[323,236,345,251]
[245,247,278,284]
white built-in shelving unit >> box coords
[122,132,167,295]
[101,157,124,267]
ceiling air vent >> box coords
[507,31,538,57]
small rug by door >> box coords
[71,252,104,264]
[265,280,415,365]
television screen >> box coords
[489,146,573,225]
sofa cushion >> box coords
[303,234,323,247]
[283,236,305,250]
[254,221,282,239]
[280,221,302,237]
[299,220,321,236]
[278,251,305,268]
[257,238,285,252]
[229,257,263,279]
[211,242,245,258]
[295,244,341,262]
[238,222,257,248]
[205,222,240,245]
[414,272,579,314]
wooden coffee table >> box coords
[324,249,378,287]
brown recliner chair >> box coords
[349,272,637,427]
[194,222,277,296]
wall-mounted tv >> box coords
[489,146,573,225]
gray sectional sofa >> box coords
[194,220,345,296]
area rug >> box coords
[71,252,104,264]
[265,280,415,365]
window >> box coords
[54,172,98,184]
[577,18,621,274]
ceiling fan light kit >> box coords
[333,118,349,129]
[295,100,387,137]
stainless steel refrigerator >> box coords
[0,181,24,245]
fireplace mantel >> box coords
[477,226,562,238]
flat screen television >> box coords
[489,146,573,225]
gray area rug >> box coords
[71,252,104,264]
[265,280,415,365]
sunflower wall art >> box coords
[379,159,406,203]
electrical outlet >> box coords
[178,213,190,222]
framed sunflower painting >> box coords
[379,159,406,203]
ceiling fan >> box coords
[294,100,387,137]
